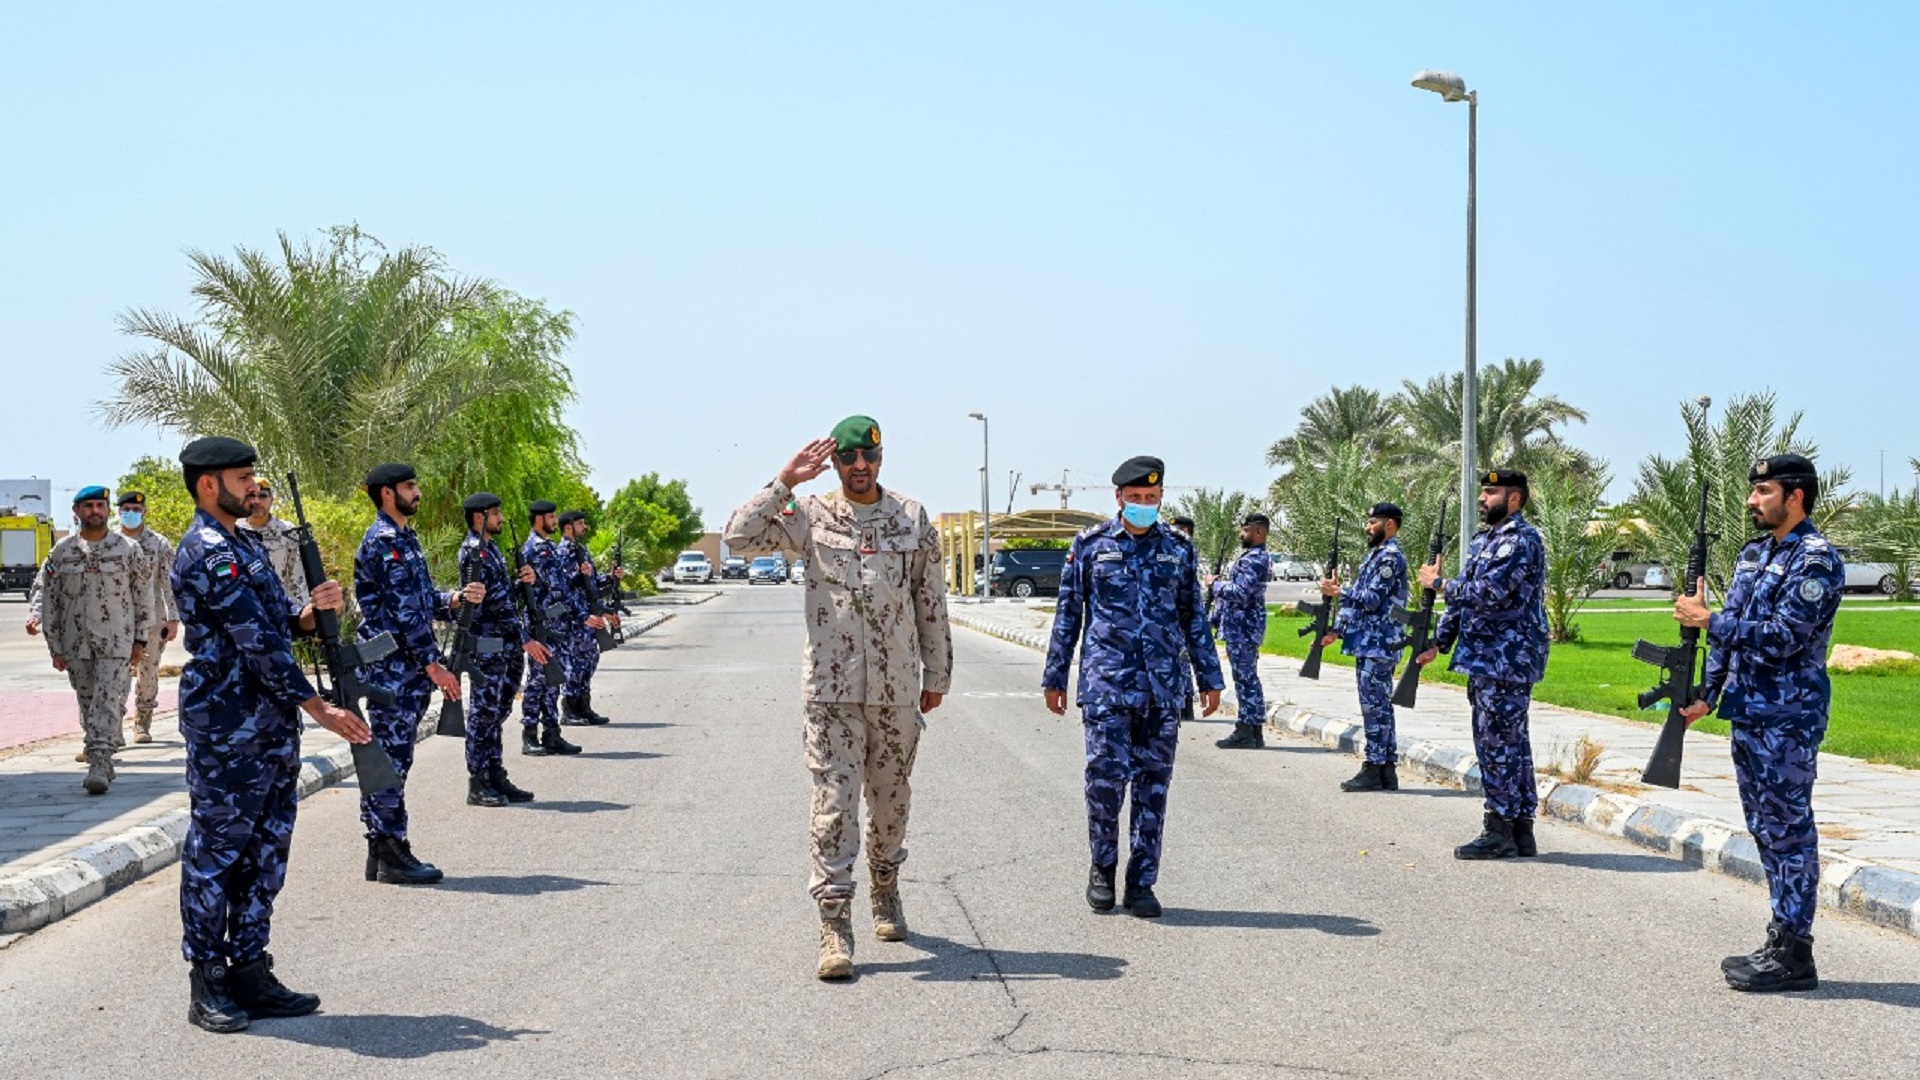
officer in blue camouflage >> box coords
[1321,502,1411,791]
[457,493,552,807]
[1416,469,1550,860]
[1044,456,1223,918]
[1677,453,1843,993]
[519,500,589,754]
[1210,513,1272,749]
[353,463,484,885]
[170,437,371,1033]
[557,509,619,725]
[1170,516,1200,720]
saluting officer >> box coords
[1210,512,1272,749]
[353,463,481,885]
[519,500,586,755]
[1415,469,1550,860]
[41,485,152,793]
[1044,456,1223,918]
[170,436,369,1033]
[458,493,550,807]
[557,509,615,725]
[1322,502,1410,791]
[116,490,179,745]
[1677,454,1843,993]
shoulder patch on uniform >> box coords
[1495,542,1514,558]
[204,551,239,578]
[1799,578,1826,603]
[1094,551,1123,562]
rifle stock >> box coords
[284,473,404,791]
[1391,497,1450,709]
[1295,523,1341,680]
[510,522,568,686]
[1633,482,1712,788]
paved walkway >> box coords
[947,597,1920,938]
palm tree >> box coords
[1167,488,1255,575]
[1265,385,1401,472]
[1394,357,1590,478]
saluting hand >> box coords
[303,697,371,743]
[778,437,838,489]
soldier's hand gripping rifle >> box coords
[606,531,633,644]
[577,556,619,654]
[1294,522,1342,680]
[437,548,503,737]
[1633,481,1713,788]
[1392,497,1450,708]
[285,473,405,791]
[509,521,568,686]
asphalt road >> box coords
[1,586,1917,1078]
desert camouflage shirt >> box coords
[119,526,180,625]
[41,531,155,660]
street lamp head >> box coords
[1695,395,1713,410]
[968,412,985,421]
[1411,69,1470,102]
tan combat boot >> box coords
[83,750,113,795]
[133,711,154,744]
[870,864,907,942]
[817,900,854,980]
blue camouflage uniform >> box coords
[353,512,454,840]
[172,509,317,965]
[519,530,579,729]
[1336,537,1411,765]
[458,531,527,775]
[1209,546,1271,726]
[1703,520,1843,939]
[560,536,610,699]
[1432,515,1549,818]
[1044,517,1223,888]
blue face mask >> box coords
[120,510,144,529]
[1120,503,1160,528]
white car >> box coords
[1836,548,1903,595]
[788,559,806,583]
[672,551,714,584]
[1269,555,1320,582]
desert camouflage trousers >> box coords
[65,656,133,753]
[804,702,923,909]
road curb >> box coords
[0,610,676,943]
[949,610,1920,942]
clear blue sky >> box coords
[4,2,1915,526]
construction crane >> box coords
[1029,469,1197,509]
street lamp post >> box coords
[969,413,990,599]
[1412,69,1478,556]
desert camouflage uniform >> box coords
[120,526,179,721]
[41,532,154,755]
[725,479,952,914]
[239,517,309,610]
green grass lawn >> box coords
[1261,606,1920,769]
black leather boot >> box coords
[1454,812,1518,860]
[541,721,583,755]
[228,953,320,1018]
[1086,862,1117,912]
[1120,882,1163,918]
[368,836,444,885]
[187,960,250,1033]
[489,766,535,803]
[1511,816,1538,857]
[1723,922,1784,974]
[559,696,593,726]
[467,773,507,808]
[581,690,611,725]
[1341,763,1386,791]
[1379,763,1399,790]
[521,724,549,756]
[1215,724,1264,749]
[1726,928,1818,992]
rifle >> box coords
[284,473,404,792]
[1391,497,1450,708]
[509,521,568,686]
[1633,481,1712,788]
[437,542,503,737]
[572,537,618,653]
[1293,522,1342,680]
[607,531,633,644]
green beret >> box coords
[831,415,882,453]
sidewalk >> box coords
[0,606,683,944]
[947,598,1920,940]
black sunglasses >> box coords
[835,448,882,465]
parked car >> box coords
[1601,550,1666,590]
[748,555,788,584]
[1835,548,1903,594]
[1643,565,1671,591]
[672,551,714,584]
[984,548,1069,598]
[789,559,806,583]
[720,556,748,580]
[1269,554,1319,582]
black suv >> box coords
[989,548,1069,598]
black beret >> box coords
[1111,455,1165,488]
[557,510,587,526]
[117,490,146,507]
[1751,454,1817,484]
[1171,516,1195,531]
[1481,468,1528,490]
[1368,502,1403,522]
[528,499,558,516]
[462,492,502,514]
[364,462,416,490]
[179,436,257,470]
[1242,512,1271,528]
